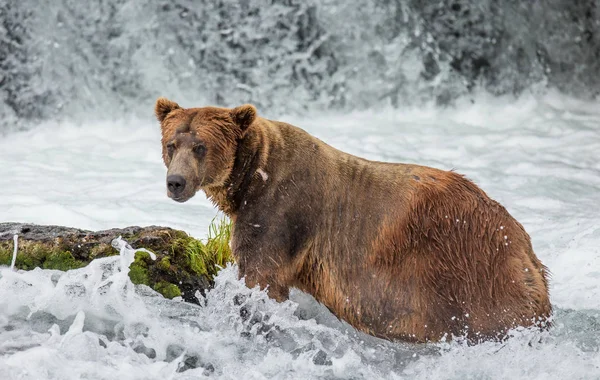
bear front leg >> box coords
[237,255,293,302]
[245,272,290,302]
[231,214,301,302]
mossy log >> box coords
[0,221,233,304]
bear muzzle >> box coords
[166,174,194,202]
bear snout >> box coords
[167,174,187,201]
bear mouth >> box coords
[168,192,194,203]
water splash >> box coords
[1,242,599,378]
[112,235,157,270]
[10,234,18,271]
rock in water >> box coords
[0,222,233,304]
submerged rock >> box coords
[0,222,233,304]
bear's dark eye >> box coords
[193,144,206,157]
[166,143,175,157]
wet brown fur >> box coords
[155,98,552,343]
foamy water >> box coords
[1,92,599,379]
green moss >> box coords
[129,265,150,285]
[153,281,182,299]
[128,251,152,285]
[0,246,11,266]
[42,251,85,271]
[157,256,171,271]
[16,244,44,270]
[0,242,85,272]
[89,243,117,259]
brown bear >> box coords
[155,97,552,343]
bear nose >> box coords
[167,175,186,196]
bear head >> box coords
[154,97,257,202]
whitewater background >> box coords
[2,0,600,378]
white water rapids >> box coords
[0,92,599,379]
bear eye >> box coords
[193,144,206,156]
[166,143,175,157]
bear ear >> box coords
[230,104,257,131]
[155,97,181,122]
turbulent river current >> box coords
[1,92,599,379]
